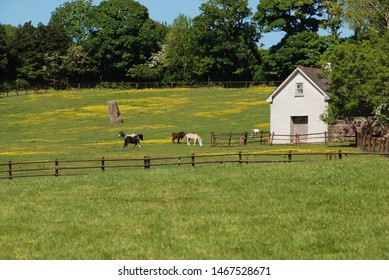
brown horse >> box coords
[172,131,186,143]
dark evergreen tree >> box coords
[0,25,8,84]
[8,22,43,86]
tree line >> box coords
[0,0,388,123]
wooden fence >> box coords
[210,131,356,146]
[356,132,389,154]
[269,132,331,145]
[210,131,270,146]
[0,80,282,98]
[1,151,385,180]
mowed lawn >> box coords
[0,87,388,260]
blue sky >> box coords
[0,0,350,48]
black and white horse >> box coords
[118,132,143,148]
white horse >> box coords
[250,128,260,137]
[184,133,203,146]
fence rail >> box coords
[210,131,356,146]
[210,131,270,146]
[269,131,353,145]
[1,151,387,180]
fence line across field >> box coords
[210,131,357,146]
[0,80,282,97]
[1,151,388,180]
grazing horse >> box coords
[172,131,186,143]
[184,133,203,146]
[118,132,142,148]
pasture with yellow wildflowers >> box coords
[0,87,388,260]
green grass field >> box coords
[0,87,275,161]
[0,87,388,260]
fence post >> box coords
[210,132,215,147]
[244,132,248,145]
[288,150,292,162]
[362,135,366,151]
[191,153,195,167]
[55,159,59,177]
[368,136,372,152]
[260,130,264,143]
[101,157,105,172]
[269,132,274,146]
[338,150,342,160]
[380,138,386,154]
[239,133,243,146]
[355,131,359,148]
[228,132,232,146]
[144,156,150,169]
[238,151,242,164]
[8,161,12,180]
[384,140,389,157]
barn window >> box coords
[295,83,304,97]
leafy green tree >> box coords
[161,14,196,81]
[322,0,344,37]
[344,0,389,36]
[321,34,389,123]
[0,25,8,84]
[192,0,261,81]
[50,0,93,45]
[8,22,43,85]
[62,45,96,82]
[254,0,326,36]
[264,31,333,80]
[85,0,165,81]
[36,23,71,84]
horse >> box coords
[172,131,186,143]
[250,128,260,137]
[118,132,142,148]
[184,133,203,146]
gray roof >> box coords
[298,66,330,93]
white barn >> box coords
[266,67,330,144]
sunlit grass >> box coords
[0,87,275,162]
[1,86,388,260]
[0,157,388,259]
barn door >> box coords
[291,116,308,143]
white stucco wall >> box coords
[269,72,328,144]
